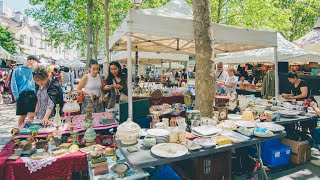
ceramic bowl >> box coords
[143,137,157,148]
[116,132,140,145]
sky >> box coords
[4,0,34,13]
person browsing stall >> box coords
[77,60,105,114]
[215,62,228,92]
[218,68,238,94]
[11,55,40,125]
[33,66,64,126]
[103,61,128,109]
[282,71,316,102]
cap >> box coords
[27,55,40,63]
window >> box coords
[20,35,24,44]
[30,37,33,47]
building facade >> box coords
[0,1,77,62]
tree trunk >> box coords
[94,24,99,61]
[86,0,94,67]
[193,0,214,117]
[103,0,110,75]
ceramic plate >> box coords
[254,131,274,138]
[235,121,257,128]
[194,138,217,148]
[147,129,170,137]
[192,125,222,136]
[228,114,242,121]
[183,140,202,151]
[257,122,285,132]
[278,110,300,116]
[30,152,50,160]
[151,143,188,158]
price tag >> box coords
[286,150,290,155]
[275,151,280,158]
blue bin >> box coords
[261,138,281,149]
[151,165,182,180]
[261,144,291,167]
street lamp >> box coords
[132,0,143,9]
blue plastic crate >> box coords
[261,138,281,149]
[261,144,291,167]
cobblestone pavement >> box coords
[0,103,18,151]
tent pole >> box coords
[127,10,133,119]
[274,46,279,100]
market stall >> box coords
[109,0,278,118]
[216,33,320,98]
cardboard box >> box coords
[281,138,311,164]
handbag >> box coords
[113,79,128,102]
[77,92,84,103]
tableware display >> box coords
[143,137,157,149]
[30,152,50,160]
[116,118,141,145]
[219,130,250,143]
[236,127,253,137]
[186,110,201,125]
[253,127,274,137]
[169,127,179,143]
[217,120,237,131]
[194,138,217,148]
[257,122,285,132]
[228,114,242,121]
[111,163,129,178]
[200,117,217,126]
[235,121,257,128]
[278,110,300,118]
[183,140,202,151]
[151,143,188,158]
[146,129,170,137]
[191,125,222,136]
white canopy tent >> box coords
[57,59,86,68]
[111,51,189,65]
[217,33,320,63]
[295,18,320,53]
[109,0,278,118]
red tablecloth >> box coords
[1,142,88,180]
[133,95,184,106]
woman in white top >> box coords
[218,68,238,94]
[77,60,104,114]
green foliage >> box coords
[273,0,320,41]
[0,25,17,54]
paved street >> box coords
[0,103,18,151]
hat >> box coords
[27,55,40,63]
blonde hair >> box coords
[33,65,49,81]
[227,68,235,74]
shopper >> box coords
[33,66,64,126]
[282,71,316,102]
[5,63,16,103]
[0,71,4,104]
[11,55,40,125]
[218,68,238,94]
[77,60,104,114]
[52,68,62,86]
[61,67,71,91]
[215,62,228,92]
[103,61,128,109]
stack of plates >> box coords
[228,114,242,121]
[192,125,222,136]
[146,129,170,144]
[278,110,300,118]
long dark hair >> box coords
[106,61,123,84]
